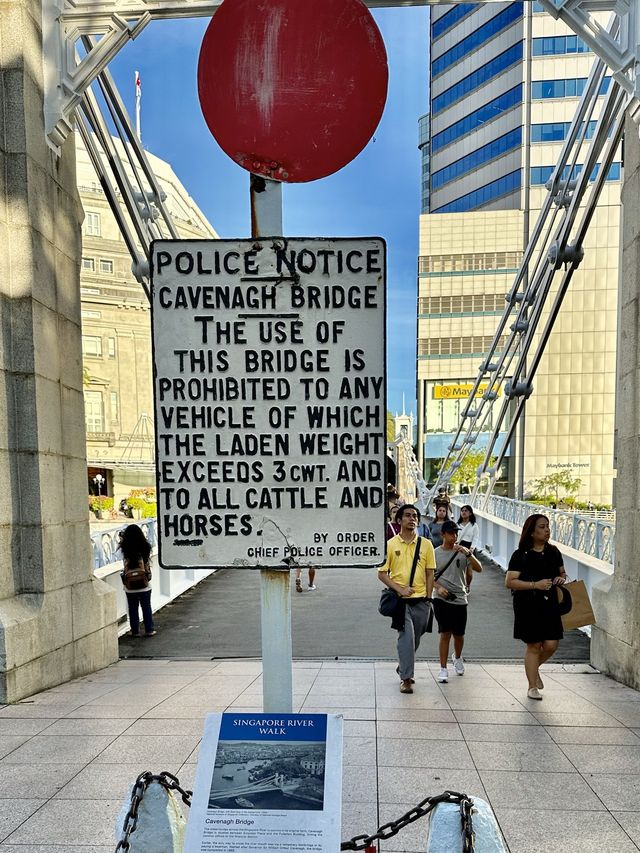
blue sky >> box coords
[110,6,428,416]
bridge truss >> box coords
[42,0,640,507]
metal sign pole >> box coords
[250,174,293,714]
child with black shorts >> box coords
[433,520,482,682]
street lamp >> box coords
[93,473,104,496]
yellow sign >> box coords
[433,383,500,400]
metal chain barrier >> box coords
[340,790,475,852]
[115,770,192,852]
[115,775,474,853]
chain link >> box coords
[115,770,193,852]
[114,774,473,853]
[340,790,475,851]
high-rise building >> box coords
[417,2,621,503]
[76,136,217,507]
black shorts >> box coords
[433,598,468,636]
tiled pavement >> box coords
[0,659,639,852]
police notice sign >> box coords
[151,238,386,569]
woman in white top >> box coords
[457,505,480,551]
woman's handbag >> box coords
[558,580,596,630]
[379,538,422,618]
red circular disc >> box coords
[197,0,388,183]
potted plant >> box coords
[88,495,114,519]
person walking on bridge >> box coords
[505,514,567,700]
[378,504,436,694]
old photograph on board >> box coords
[209,738,326,810]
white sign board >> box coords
[184,712,343,853]
[151,238,386,569]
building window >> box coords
[431,127,522,190]
[419,252,522,275]
[432,170,521,213]
[84,390,104,432]
[531,77,609,100]
[432,3,481,39]
[532,35,591,56]
[82,335,102,358]
[418,335,507,357]
[99,259,114,274]
[85,212,101,236]
[81,310,102,320]
[81,257,95,272]
[107,338,116,359]
[431,3,523,78]
[110,391,119,423]
[432,43,523,115]
[531,162,622,185]
[431,85,522,152]
[531,120,597,143]
[419,293,510,314]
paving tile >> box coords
[343,719,376,738]
[342,765,377,803]
[377,801,436,852]
[376,708,457,723]
[0,764,84,799]
[584,773,640,810]
[0,800,46,844]
[92,734,201,766]
[453,709,540,725]
[443,694,527,711]
[467,740,575,772]
[594,702,640,726]
[480,769,605,810]
[0,736,35,759]
[0,719,56,736]
[559,743,640,774]
[531,710,623,727]
[377,738,474,770]
[341,800,378,843]
[612,811,640,847]
[54,762,181,799]
[41,718,136,736]
[376,721,462,740]
[378,766,486,804]
[1,734,116,765]
[3,799,122,846]
[0,847,113,853]
[546,725,640,745]
[344,736,377,765]
[125,718,205,736]
[460,723,552,743]
[494,807,640,853]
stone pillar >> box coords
[0,0,118,702]
[591,113,640,689]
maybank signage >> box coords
[433,383,501,400]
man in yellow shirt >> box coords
[378,504,436,693]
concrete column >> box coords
[591,114,640,689]
[0,0,118,701]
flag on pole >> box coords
[135,70,141,141]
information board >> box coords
[151,238,386,569]
[184,712,343,853]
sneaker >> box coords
[295,578,302,593]
[144,630,157,637]
[308,584,317,590]
[438,667,449,683]
[527,687,543,700]
[453,656,465,676]
[400,679,414,694]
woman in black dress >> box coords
[505,514,566,700]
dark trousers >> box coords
[126,590,154,635]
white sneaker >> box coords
[308,585,317,591]
[438,667,448,683]
[453,656,465,676]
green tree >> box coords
[530,469,582,504]
[386,410,395,442]
[439,450,494,489]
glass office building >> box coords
[417,2,621,503]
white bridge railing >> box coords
[476,496,615,565]
[91,519,215,630]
